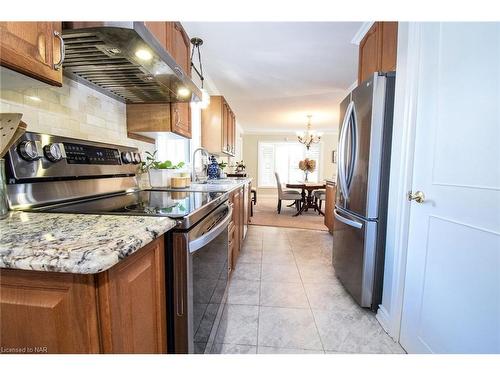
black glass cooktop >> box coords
[42,190,226,219]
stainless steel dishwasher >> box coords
[167,200,232,354]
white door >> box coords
[400,23,500,353]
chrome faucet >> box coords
[192,147,210,183]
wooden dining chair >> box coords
[274,172,302,214]
[314,190,326,213]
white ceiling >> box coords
[183,22,362,133]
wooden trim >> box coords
[351,21,375,45]
[127,132,156,144]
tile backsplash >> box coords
[0,67,154,155]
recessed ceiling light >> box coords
[135,49,152,61]
[27,96,41,102]
[177,87,190,98]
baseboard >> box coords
[376,305,395,340]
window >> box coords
[156,133,190,165]
[258,141,322,188]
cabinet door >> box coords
[0,270,100,353]
[167,22,192,139]
[227,108,234,155]
[228,222,235,275]
[222,101,229,153]
[97,237,167,354]
[232,191,241,263]
[0,22,63,86]
[324,184,336,233]
[358,23,380,83]
[167,22,190,74]
[145,21,167,50]
[171,102,191,139]
[232,112,237,156]
[380,22,398,72]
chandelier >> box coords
[296,115,322,150]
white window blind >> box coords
[258,141,321,188]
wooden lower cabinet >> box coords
[324,182,337,234]
[231,189,242,265]
[0,237,167,354]
[0,271,99,354]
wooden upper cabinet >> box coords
[167,22,192,139]
[380,22,398,72]
[127,22,192,140]
[166,22,191,74]
[0,22,63,86]
[358,23,380,83]
[201,96,236,156]
[358,22,398,83]
[145,22,168,51]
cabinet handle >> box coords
[53,31,65,71]
[174,66,184,78]
[174,108,180,126]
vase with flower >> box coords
[298,158,316,182]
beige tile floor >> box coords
[211,225,405,354]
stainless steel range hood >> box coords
[62,22,201,104]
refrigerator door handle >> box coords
[339,101,354,200]
[334,208,363,229]
[346,102,358,193]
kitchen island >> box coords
[0,211,176,354]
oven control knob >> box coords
[132,152,142,164]
[18,140,43,161]
[43,143,66,162]
[121,151,133,164]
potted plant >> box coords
[235,160,246,173]
[141,151,185,188]
[218,160,227,178]
[298,158,316,182]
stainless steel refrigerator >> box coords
[333,72,396,311]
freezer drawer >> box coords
[332,207,377,308]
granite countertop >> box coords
[175,177,253,193]
[0,211,176,274]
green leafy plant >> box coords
[140,150,185,172]
[218,161,227,170]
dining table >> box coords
[285,181,327,217]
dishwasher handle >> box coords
[189,204,232,253]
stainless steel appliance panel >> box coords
[336,74,387,219]
[170,202,231,354]
[332,207,377,307]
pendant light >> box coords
[190,37,210,109]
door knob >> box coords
[408,191,425,203]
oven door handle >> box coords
[189,205,233,253]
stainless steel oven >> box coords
[168,201,232,354]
